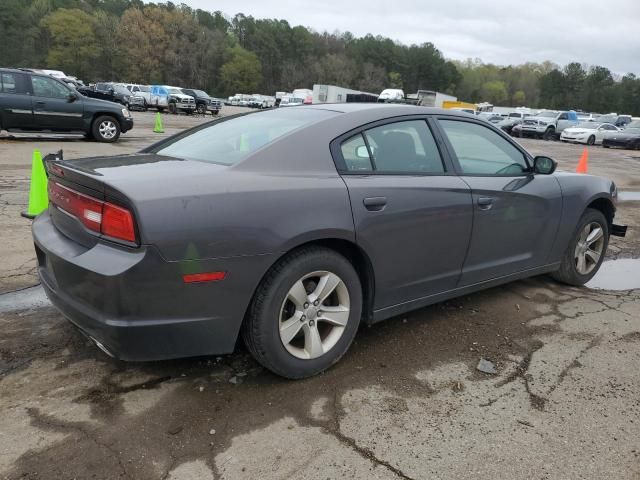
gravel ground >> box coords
[1,112,639,480]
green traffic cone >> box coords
[153,112,164,133]
[21,149,49,219]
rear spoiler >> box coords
[42,149,64,176]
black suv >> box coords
[181,88,220,115]
[0,68,133,142]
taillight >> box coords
[48,181,137,244]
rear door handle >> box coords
[363,196,387,211]
[477,197,494,210]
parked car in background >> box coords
[497,116,523,135]
[596,114,632,128]
[149,86,196,113]
[0,67,133,142]
[520,110,579,140]
[33,104,625,379]
[602,120,640,149]
[511,123,523,137]
[181,88,220,115]
[247,94,275,109]
[80,82,143,110]
[560,122,620,145]
[126,84,152,108]
[377,89,405,103]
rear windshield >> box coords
[152,108,337,166]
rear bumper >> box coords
[32,211,270,361]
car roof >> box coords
[295,103,470,118]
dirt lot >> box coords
[1,111,639,479]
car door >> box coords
[435,117,562,286]
[0,71,33,129]
[31,75,84,130]
[332,117,473,310]
[598,123,618,143]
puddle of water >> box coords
[586,259,640,290]
[618,191,640,202]
[0,285,50,314]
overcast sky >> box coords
[179,0,639,75]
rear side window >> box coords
[341,134,373,171]
[439,120,528,175]
[152,108,337,166]
[340,120,444,174]
[1,72,28,94]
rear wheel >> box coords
[242,247,362,379]
[587,135,596,146]
[168,102,177,114]
[92,115,120,143]
[552,208,608,286]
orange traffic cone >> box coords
[576,148,588,174]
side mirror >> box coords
[355,145,369,159]
[533,156,557,175]
[67,92,78,102]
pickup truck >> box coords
[520,110,579,140]
[149,86,196,114]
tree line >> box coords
[1,0,639,115]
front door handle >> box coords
[363,196,387,211]
[477,197,494,210]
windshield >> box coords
[508,113,521,118]
[576,122,599,129]
[152,108,337,166]
[597,115,616,123]
[193,89,208,97]
[113,85,130,94]
[168,88,182,94]
[536,111,558,118]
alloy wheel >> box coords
[279,271,350,360]
[574,222,605,275]
[98,120,117,140]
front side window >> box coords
[357,120,444,173]
[439,120,529,175]
[31,76,70,99]
[151,108,337,166]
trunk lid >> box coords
[44,152,228,247]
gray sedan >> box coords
[33,104,626,378]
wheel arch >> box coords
[242,237,376,331]
[90,111,123,129]
[586,196,614,227]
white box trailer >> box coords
[415,90,457,108]
[312,84,378,104]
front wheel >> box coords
[587,135,595,146]
[168,103,177,114]
[552,208,608,286]
[197,104,206,114]
[92,115,120,143]
[242,247,362,379]
[543,128,556,141]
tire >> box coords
[242,246,363,379]
[543,127,556,141]
[552,208,609,286]
[168,102,177,114]
[92,115,120,143]
[587,135,595,146]
[197,104,206,114]
[603,144,610,148]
